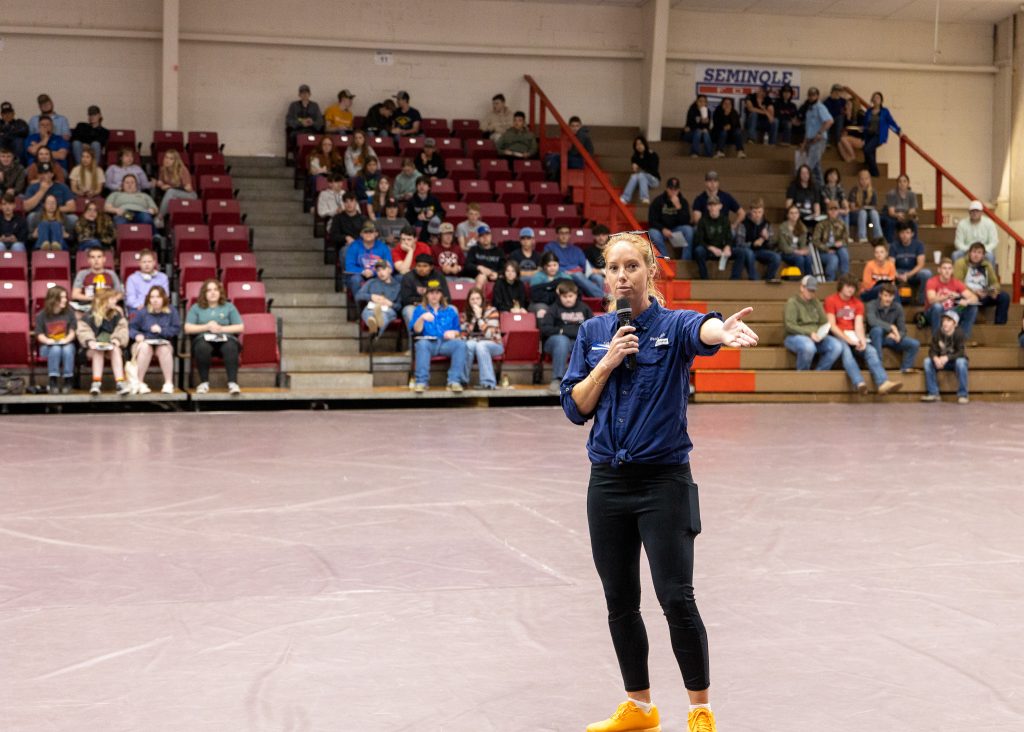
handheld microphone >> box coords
[615,298,636,371]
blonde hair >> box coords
[90,289,120,326]
[601,232,665,306]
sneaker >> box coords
[115,380,131,396]
[60,381,72,395]
[447,382,464,393]
[413,382,426,393]
[688,706,718,732]
[920,394,940,402]
[48,376,58,393]
[548,380,561,395]
[690,153,698,158]
[877,380,902,395]
[737,150,747,158]
[856,382,869,395]
[89,381,102,396]
[408,377,416,391]
[161,382,174,394]
[858,237,868,244]
[195,382,210,394]
[901,368,918,374]
[586,701,661,732]
[137,383,152,395]
[228,382,241,395]
[958,396,970,404]
[714,151,725,158]
[641,198,650,205]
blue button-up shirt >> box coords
[560,299,722,466]
[804,101,833,141]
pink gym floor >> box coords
[2,405,1022,731]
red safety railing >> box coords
[524,75,673,279]
[845,86,1022,302]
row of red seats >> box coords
[297,133,503,170]
[437,201,581,229]
[168,198,243,228]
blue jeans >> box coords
[72,140,102,165]
[880,215,916,242]
[715,129,744,153]
[896,268,932,304]
[686,129,713,157]
[27,211,77,232]
[805,138,827,188]
[693,246,743,280]
[784,334,842,371]
[413,337,468,386]
[544,334,573,381]
[745,112,770,142]
[648,225,694,258]
[818,247,850,281]
[35,220,67,249]
[781,251,814,275]
[621,172,659,203]
[977,292,1010,324]
[924,356,968,398]
[863,135,882,178]
[570,272,605,299]
[774,119,792,145]
[40,342,75,377]
[360,303,398,331]
[927,303,978,337]
[838,340,889,388]
[867,326,920,371]
[731,245,781,280]
[464,339,504,387]
[114,211,154,227]
[860,284,883,303]
[854,208,882,241]
[0,241,26,252]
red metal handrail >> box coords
[844,86,1022,302]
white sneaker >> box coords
[228,382,241,395]
[195,382,210,394]
[115,380,131,396]
[137,383,152,395]
[161,382,174,394]
[714,151,725,158]
[737,150,747,158]
[89,381,102,396]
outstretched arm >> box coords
[700,307,759,348]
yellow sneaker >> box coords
[586,700,661,732]
[687,706,717,732]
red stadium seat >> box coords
[447,157,476,181]
[491,227,521,244]
[480,158,512,182]
[192,152,227,176]
[168,198,204,227]
[0,311,31,369]
[0,251,28,281]
[571,228,596,248]
[459,179,492,203]
[369,135,396,154]
[187,131,221,154]
[431,178,458,202]
[73,195,106,216]
[530,181,563,205]
[179,262,217,297]
[183,281,203,311]
[212,225,250,254]
[205,199,243,227]
[495,180,528,204]
[451,119,482,140]
[107,129,137,153]
[199,175,234,200]
[435,138,464,160]
[239,313,280,370]
[75,249,113,272]
[152,130,185,157]
[31,280,69,314]
[397,137,426,156]
[227,281,268,314]
[510,203,545,228]
[378,156,403,177]
[219,252,259,286]
[466,138,498,161]
[514,159,546,182]
[441,201,468,226]
[546,204,582,228]
[531,227,555,243]
[31,250,71,281]
[295,134,322,172]
[499,312,541,367]
[477,202,510,227]
[116,223,153,254]
[420,118,449,136]
[448,280,473,309]
[119,251,146,282]
[0,280,29,313]
[176,250,216,271]
[174,224,211,254]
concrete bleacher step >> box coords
[695,368,1024,394]
[281,321,356,338]
[273,304,349,323]
[244,212,310,226]
[284,337,361,356]
[262,263,335,278]
[230,165,293,180]
[255,237,323,254]
[254,250,325,267]
[263,277,334,293]
[250,224,314,240]
[226,155,283,168]
[283,354,369,372]
[288,372,373,390]
[236,187,304,203]
[723,323,1019,347]
[697,345,1024,371]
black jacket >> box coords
[399,267,450,307]
[648,191,690,231]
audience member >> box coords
[811,199,852,281]
[411,285,467,393]
[0,103,30,163]
[744,85,775,144]
[821,168,850,228]
[415,138,446,180]
[529,251,571,318]
[861,92,900,178]
[25,147,67,185]
[953,200,999,263]
[865,283,920,374]
[772,85,798,146]
[693,196,738,280]
[72,244,123,311]
[0,146,27,195]
[390,91,422,137]
[77,288,130,396]
[692,170,745,224]
[154,148,196,222]
[836,98,866,163]
[35,284,77,394]
[461,287,504,390]
[464,225,506,289]
[647,176,692,257]
[129,285,180,394]
[184,279,245,395]
[363,99,396,135]
[432,222,469,281]
[483,94,514,142]
[773,204,812,275]
[75,200,115,249]
[344,222,393,292]
[453,203,484,249]
[954,242,1009,325]
[69,147,105,199]
[328,192,367,258]
[0,193,28,251]
[23,162,76,231]
[683,94,714,157]
[343,130,375,178]
[308,135,342,178]
[286,84,323,140]
[712,98,746,158]
[370,176,395,219]
[70,105,108,164]
[822,85,848,145]
[849,169,882,243]
[890,221,932,304]
[105,148,151,191]
[785,164,822,231]
[323,89,356,133]
[880,174,918,241]
[859,239,896,302]
[545,225,604,297]
[496,111,538,159]
[539,280,593,394]
[392,157,419,201]
[29,94,70,139]
[354,156,382,203]
[783,274,842,370]
[734,198,781,281]
[356,259,401,337]
[921,310,969,403]
[26,116,70,169]
[32,194,69,251]
[404,177,443,237]
[492,260,529,313]
[824,274,901,395]
[124,249,170,311]
[585,225,609,287]
[508,227,542,274]
[800,86,833,188]
[400,253,450,327]
[105,174,158,227]
[316,172,346,221]
[374,196,405,244]
[545,116,594,178]
[390,225,432,276]
[925,258,978,337]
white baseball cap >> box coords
[968,200,984,212]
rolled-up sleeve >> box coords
[687,310,725,358]
[560,321,593,425]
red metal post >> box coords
[934,170,943,227]
[529,89,536,131]
[899,137,906,179]
[1015,241,1022,303]
[539,105,547,166]
[560,136,569,196]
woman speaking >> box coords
[560,232,758,732]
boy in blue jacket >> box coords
[344,221,393,293]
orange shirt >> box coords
[861,258,896,292]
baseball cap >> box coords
[800,274,818,291]
[298,84,311,93]
[439,222,455,234]
[339,89,355,99]
[426,282,443,292]
[942,310,960,325]
[360,221,378,234]
[373,259,390,269]
[0,102,13,114]
[666,177,681,189]
[477,223,491,234]
[831,83,844,92]
[519,227,535,238]
[423,138,436,148]
[87,105,101,116]
[427,219,442,235]
[414,253,434,264]
[37,162,53,174]
[394,90,410,101]
[704,170,719,181]
[968,200,984,212]
[37,93,52,105]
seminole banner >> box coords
[694,63,802,103]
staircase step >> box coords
[226,155,287,168]
[267,292,346,307]
[695,368,1024,394]
[252,224,316,239]
[246,213,313,226]
[288,372,374,390]
[264,277,334,292]
[283,337,361,356]
[231,166,294,180]
[254,250,326,267]
[283,354,370,372]
[260,263,335,278]
[237,188,305,203]
[254,237,322,253]
[281,320,359,337]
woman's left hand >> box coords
[720,308,759,349]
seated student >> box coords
[712,97,746,158]
[0,192,28,251]
[129,284,180,395]
[392,157,419,202]
[105,147,151,192]
[461,287,504,390]
[25,147,67,185]
[544,115,594,178]
[772,84,798,145]
[546,224,604,298]
[496,111,538,159]
[432,222,470,282]
[410,284,467,393]
[374,196,406,245]
[184,278,245,395]
[890,221,932,304]
[953,200,998,264]
[154,148,196,222]
[620,135,660,205]
[859,239,896,302]
[483,93,514,142]
[344,222,393,292]
[508,227,542,275]
[26,116,70,169]
[363,98,396,136]
[356,259,401,337]
[124,249,170,311]
[415,138,447,180]
[343,130,375,179]
[692,196,738,279]
[691,170,745,225]
[539,280,593,394]
[734,198,781,281]
[308,136,342,180]
[328,192,366,261]
[926,258,979,338]
[824,274,901,395]
[317,172,346,221]
[70,104,107,164]
[354,156,382,204]
[865,282,920,374]
[404,176,443,238]
[785,164,822,233]
[954,241,1009,326]
[31,194,69,251]
[492,260,529,313]
[783,274,843,371]
[71,244,123,311]
[744,85,775,144]
[390,91,422,138]
[400,253,450,327]
[921,310,969,403]
[848,169,882,243]
[1019,314,1024,349]
[390,225,431,276]
[69,147,105,199]
[464,225,506,290]
[105,174,158,227]
[367,177,393,219]
[774,204,813,275]
[811,200,852,281]
[529,250,572,318]
[683,95,713,158]
[821,168,850,229]
[881,174,918,242]
[35,284,77,394]
[0,146,28,195]
[456,204,487,250]
[23,162,77,231]
[76,288,130,396]
[647,176,693,258]
[324,89,356,134]
[286,84,323,141]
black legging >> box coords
[587,462,709,692]
[192,336,240,382]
